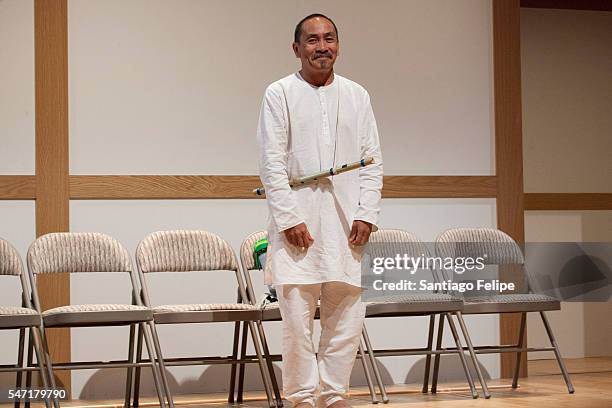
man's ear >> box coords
[292,42,300,58]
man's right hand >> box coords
[283,223,314,249]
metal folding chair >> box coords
[0,238,52,408]
[134,230,275,408]
[431,227,574,396]
[361,229,479,400]
[26,232,168,408]
[237,230,387,406]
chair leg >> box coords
[431,313,444,394]
[124,324,136,408]
[31,326,52,408]
[256,321,283,407]
[248,321,275,408]
[512,313,526,389]
[358,340,379,404]
[236,321,249,403]
[147,322,175,408]
[133,325,144,408]
[228,321,241,403]
[15,328,26,408]
[362,325,389,403]
[539,312,575,393]
[25,329,34,408]
[455,312,490,399]
[140,322,167,408]
[422,315,436,394]
[445,314,478,399]
[39,326,60,408]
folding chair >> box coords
[360,229,479,400]
[26,232,168,408]
[134,230,274,408]
[0,238,52,408]
[431,227,574,396]
[237,230,387,406]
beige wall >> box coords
[66,0,498,397]
[0,0,34,174]
[0,0,36,387]
[69,0,494,175]
[1,0,499,398]
[521,8,612,359]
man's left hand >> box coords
[349,220,373,246]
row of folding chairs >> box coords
[0,228,574,408]
[238,228,575,403]
[0,231,274,408]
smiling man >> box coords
[256,14,383,408]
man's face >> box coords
[293,17,339,73]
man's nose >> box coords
[315,39,328,51]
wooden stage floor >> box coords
[4,357,611,408]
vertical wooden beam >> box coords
[35,0,71,392]
[493,0,527,378]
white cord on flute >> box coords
[253,157,374,196]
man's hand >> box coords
[283,223,314,249]
[349,220,373,246]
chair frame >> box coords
[26,232,169,408]
[358,229,480,400]
[427,228,575,397]
[132,230,275,408]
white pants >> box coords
[277,282,366,407]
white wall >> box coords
[521,8,612,359]
[66,0,497,397]
[0,0,35,174]
[68,0,494,175]
[0,0,36,389]
[0,0,499,398]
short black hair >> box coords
[294,13,339,44]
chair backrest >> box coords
[369,229,431,258]
[136,230,238,273]
[240,230,267,272]
[435,228,524,265]
[27,232,132,275]
[0,238,24,276]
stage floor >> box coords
[4,357,611,408]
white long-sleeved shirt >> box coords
[256,72,383,287]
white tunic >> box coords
[256,72,383,287]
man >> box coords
[256,13,383,408]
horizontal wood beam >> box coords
[521,0,612,11]
[69,175,262,199]
[0,176,36,200]
[382,176,497,198]
[525,193,612,210]
[68,175,497,200]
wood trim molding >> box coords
[35,0,70,391]
[521,0,612,11]
[493,0,528,379]
[382,176,496,198]
[525,193,612,210]
[68,175,497,200]
[0,176,36,199]
[70,175,262,199]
